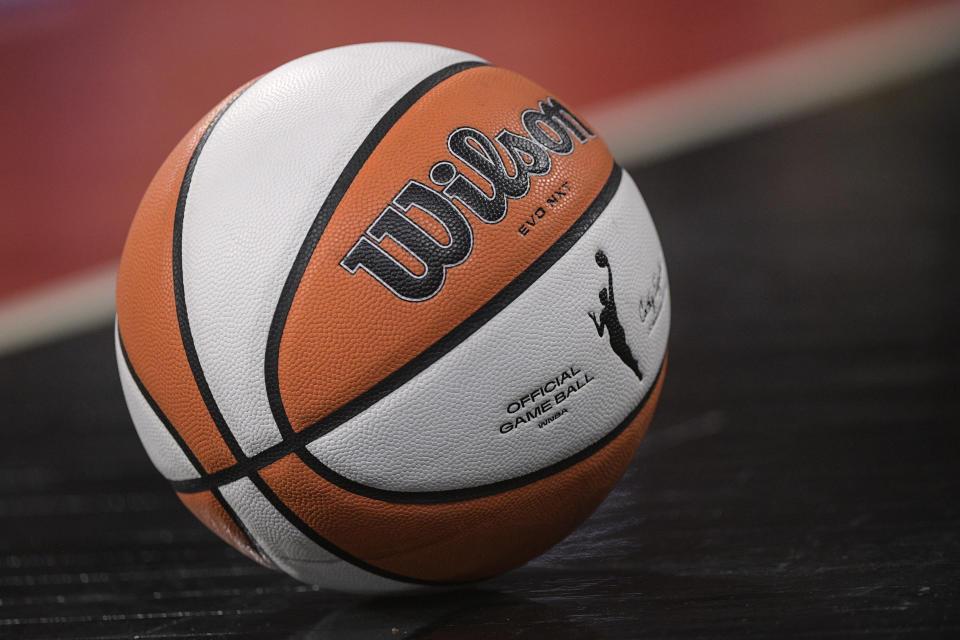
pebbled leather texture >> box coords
[261,362,665,584]
[276,65,614,436]
[116,83,253,475]
[115,42,670,591]
[114,324,199,482]
[308,171,669,492]
[179,44,483,459]
[214,477,412,593]
[177,489,272,568]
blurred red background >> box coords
[0,0,945,303]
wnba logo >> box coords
[340,97,595,301]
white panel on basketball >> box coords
[218,477,410,594]
[180,44,485,458]
[114,324,200,482]
[307,170,670,492]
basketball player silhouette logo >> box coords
[588,249,643,381]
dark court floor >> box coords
[1,64,957,638]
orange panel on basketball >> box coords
[260,359,664,582]
[116,86,250,474]
[116,44,671,593]
[277,65,614,432]
[178,490,271,568]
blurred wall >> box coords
[0,0,937,302]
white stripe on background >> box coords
[588,0,960,165]
[2,0,959,356]
[0,264,116,355]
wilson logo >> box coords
[340,97,595,301]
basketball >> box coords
[114,42,670,592]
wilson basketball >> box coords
[115,42,670,592]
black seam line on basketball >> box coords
[117,328,205,476]
[209,486,275,569]
[295,351,664,504]
[263,59,489,443]
[125,317,274,566]
[172,83,258,467]
[245,471,466,586]
[120,325,272,565]
[168,164,623,495]
[215,358,661,587]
